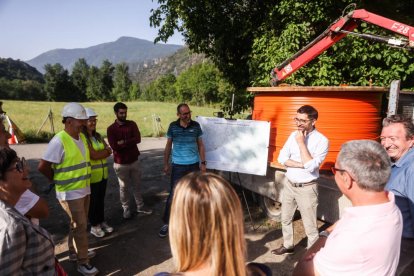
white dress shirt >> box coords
[277,128,329,183]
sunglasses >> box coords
[8,157,27,173]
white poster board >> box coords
[196,116,270,175]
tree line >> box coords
[1,57,235,107]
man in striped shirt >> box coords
[159,103,206,238]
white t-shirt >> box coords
[15,189,40,225]
[43,134,90,201]
[314,192,402,276]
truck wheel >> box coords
[259,195,281,221]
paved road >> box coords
[11,138,312,275]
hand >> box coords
[106,147,112,154]
[200,163,207,172]
[163,164,170,175]
[295,130,306,144]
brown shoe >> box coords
[271,245,294,255]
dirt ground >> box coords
[11,138,325,276]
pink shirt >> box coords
[314,192,402,276]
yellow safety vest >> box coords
[53,131,91,192]
[90,137,108,183]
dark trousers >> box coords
[162,162,200,223]
[88,179,107,226]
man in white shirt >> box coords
[272,105,329,255]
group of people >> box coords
[0,100,413,276]
[272,105,414,276]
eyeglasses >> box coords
[8,157,27,173]
[331,166,346,175]
[88,118,98,123]
[180,111,192,116]
[293,117,313,124]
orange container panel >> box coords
[247,86,388,171]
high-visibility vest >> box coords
[53,131,91,193]
[90,137,108,183]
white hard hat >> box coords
[61,102,88,119]
[85,108,98,118]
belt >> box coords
[402,237,414,241]
[288,179,317,188]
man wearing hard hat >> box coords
[38,102,98,276]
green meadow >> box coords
[1,100,222,139]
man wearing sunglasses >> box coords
[380,115,414,275]
[294,140,402,276]
[272,105,329,256]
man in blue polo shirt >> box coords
[380,115,414,275]
[159,103,206,238]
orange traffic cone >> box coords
[8,127,18,145]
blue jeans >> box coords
[162,162,200,223]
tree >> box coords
[150,0,275,109]
[249,0,414,88]
[100,60,114,100]
[71,58,89,101]
[86,66,105,101]
[112,63,132,101]
[142,73,177,102]
[43,63,74,101]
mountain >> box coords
[130,47,207,85]
[0,58,44,82]
[26,36,183,73]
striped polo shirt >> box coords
[167,119,203,165]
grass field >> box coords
[1,100,223,138]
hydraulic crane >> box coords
[271,5,414,86]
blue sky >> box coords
[0,0,184,61]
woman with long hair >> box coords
[83,108,113,238]
[156,171,271,276]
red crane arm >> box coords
[271,9,414,85]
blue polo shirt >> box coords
[167,119,203,165]
[386,148,414,238]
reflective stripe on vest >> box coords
[90,138,108,183]
[53,131,91,192]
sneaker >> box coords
[123,208,132,219]
[69,250,96,262]
[271,245,294,255]
[137,206,153,215]
[77,263,99,276]
[101,221,113,233]
[159,224,169,238]
[90,225,105,238]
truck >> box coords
[200,7,414,223]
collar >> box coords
[393,147,414,168]
[174,119,194,129]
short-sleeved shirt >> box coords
[313,192,402,276]
[42,133,90,200]
[167,120,203,165]
[15,189,40,225]
[385,148,414,238]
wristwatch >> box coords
[319,230,330,238]
[201,161,207,165]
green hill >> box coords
[0,58,44,82]
[130,47,207,86]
